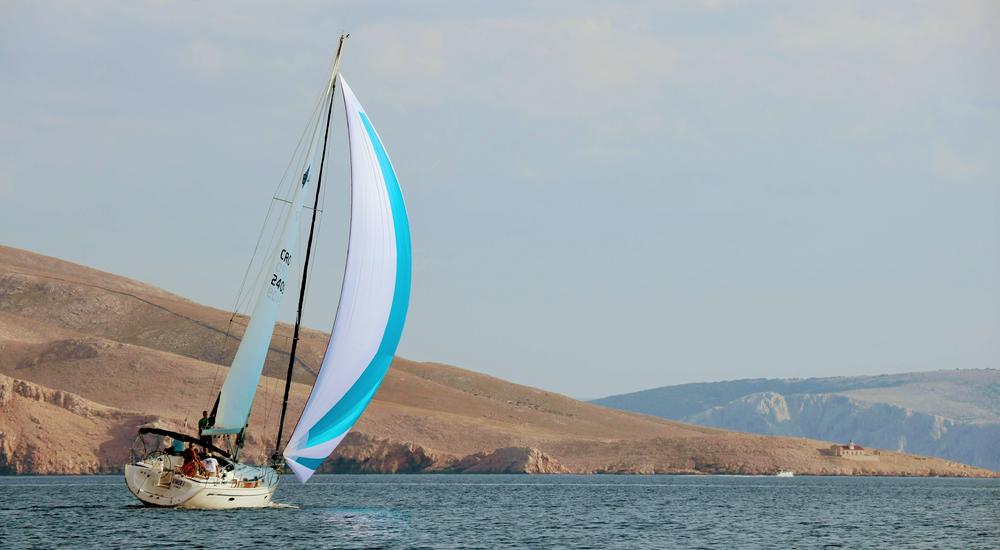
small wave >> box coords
[266,502,299,509]
[18,504,116,511]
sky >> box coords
[1,1,998,398]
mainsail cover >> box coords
[282,75,411,482]
[210,115,328,433]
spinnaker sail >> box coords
[282,75,411,481]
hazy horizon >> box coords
[2,1,998,398]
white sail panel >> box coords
[210,170,321,432]
[282,75,411,481]
[210,173,309,432]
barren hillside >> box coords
[0,245,993,477]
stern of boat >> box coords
[124,455,279,509]
[124,456,202,508]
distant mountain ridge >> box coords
[592,370,1000,471]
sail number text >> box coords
[269,249,292,294]
[270,274,286,293]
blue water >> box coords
[1,475,997,548]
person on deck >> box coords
[198,410,213,446]
[202,456,219,478]
[166,437,184,456]
[180,442,204,478]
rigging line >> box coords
[242,47,333,283]
[263,198,312,438]
[274,105,334,451]
[298,170,328,345]
[284,61,355,449]
[231,64,332,319]
[272,196,324,212]
[241,159,311,316]
[204,50,340,442]
[227,200,277,320]
[264,195,313,437]
[271,67,337,208]
[242,83,329,319]
[208,199,280,410]
[291,139,330,346]
[206,67,330,411]
[231,209,275,320]
[205,71,333,414]
[234,77,335,447]
[228,74,327,321]
[274,36,346,455]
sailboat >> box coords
[124,35,411,509]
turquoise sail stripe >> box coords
[291,455,326,471]
[302,110,412,450]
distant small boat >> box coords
[124,34,412,509]
[775,470,794,477]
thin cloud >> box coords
[932,147,986,182]
[771,1,995,62]
[354,12,679,119]
[181,39,228,74]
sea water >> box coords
[1,474,997,548]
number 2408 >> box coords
[270,275,286,293]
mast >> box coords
[272,34,348,460]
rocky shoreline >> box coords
[1,245,996,479]
[1,375,993,477]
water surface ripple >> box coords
[1,475,997,548]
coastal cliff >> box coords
[594,370,1000,471]
[0,375,569,475]
[0,245,995,477]
[687,391,1000,470]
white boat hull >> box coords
[124,456,278,509]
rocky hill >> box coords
[0,245,994,477]
[593,371,1000,471]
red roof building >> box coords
[831,440,866,457]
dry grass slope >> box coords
[0,245,994,476]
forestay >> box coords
[210,100,330,434]
[282,76,411,482]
